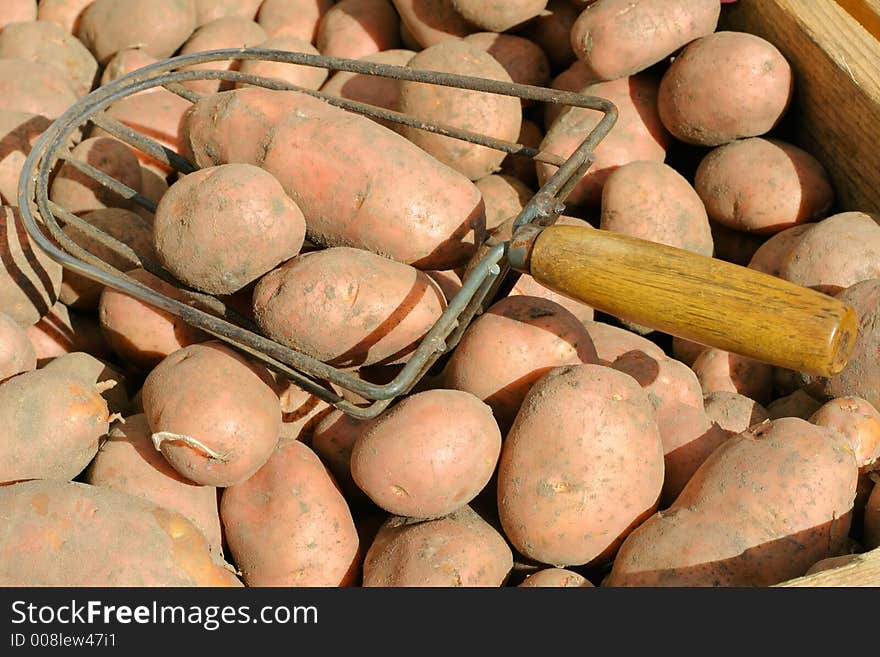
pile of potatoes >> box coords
[0,0,878,587]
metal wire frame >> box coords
[18,48,618,419]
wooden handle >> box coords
[524,225,858,377]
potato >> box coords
[570,0,720,81]
[657,31,793,146]
[810,397,880,472]
[476,173,533,232]
[59,208,155,310]
[776,212,880,296]
[498,363,665,566]
[253,246,446,368]
[0,479,240,586]
[454,1,547,32]
[236,36,328,91]
[320,48,415,116]
[518,0,579,71]
[0,366,110,484]
[0,310,35,382]
[703,390,769,436]
[500,118,542,187]
[37,0,94,34]
[463,32,551,104]
[363,505,512,586]
[746,224,812,278]
[49,137,144,216]
[441,295,599,433]
[605,418,858,586]
[611,350,704,413]
[316,0,400,60]
[671,336,706,367]
[544,59,594,129]
[178,17,268,95]
[100,48,159,87]
[537,73,669,208]
[581,319,666,365]
[351,389,502,518]
[0,206,63,327]
[257,0,334,42]
[98,268,208,371]
[142,341,281,487]
[508,264,596,325]
[766,389,823,421]
[0,20,97,98]
[41,351,130,417]
[518,568,594,587]
[691,347,774,406]
[221,438,360,586]
[695,138,834,234]
[709,220,767,267]
[26,301,111,365]
[182,87,487,270]
[273,377,334,444]
[0,1,36,30]
[804,552,863,576]
[391,0,476,48]
[0,111,51,207]
[193,0,262,25]
[76,0,198,65]
[426,269,462,304]
[153,163,305,295]
[600,160,713,256]
[133,166,168,226]
[85,414,223,555]
[865,481,880,550]
[310,409,372,506]
[0,59,78,119]
[397,39,522,181]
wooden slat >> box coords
[776,546,880,587]
[835,0,880,39]
[720,0,880,215]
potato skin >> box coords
[582,320,666,365]
[316,0,401,60]
[809,397,880,471]
[141,341,282,487]
[237,36,328,91]
[520,0,579,71]
[220,439,360,586]
[391,0,476,48]
[463,32,551,101]
[0,479,239,587]
[26,302,112,365]
[606,418,858,586]
[658,31,793,146]
[747,223,813,277]
[570,0,720,81]
[695,138,834,234]
[178,17,268,95]
[362,505,513,586]
[351,389,502,519]
[498,364,665,567]
[518,568,594,587]
[0,310,35,382]
[257,0,334,42]
[691,347,774,406]
[193,0,263,25]
[253,247,446,368]
[0,59,78,120]
[703,391,769,436]
[37,0,94,34]
[0,111,51,207]
[453,0,547,33]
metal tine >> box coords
[54,154,157,213]
[88,112,197,174]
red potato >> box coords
[611,350,704,413]
[0,310,35,382]
[776,212,880,296]
[362,504,513,586]
[498,364,665,566]
[253,246,446,368]
[605,418,858,586]
[98,268,208,371]
[0,59,78,120]
[273,377,334,444]
[59,208,155,310]
[810,397,880,472]
[391,0,477,48]
[0,1,36,30]
[0,479,241,587]
[182,87,487,270]
[709,220,767,267]
[441,295,599,433]
[84,414,223,555]
[537,73,670,208]
[257,0,335,42]
[153,163,306,295]
[426,268,462,304]
[221,439,360,586]
[350,389,502,518]
[397,39,522,181]
[865,482,880,550]
[0,205,63,327]
[671,336,706,367]
[703,390,770,436]
[691,347,774,406]
[657,31,794,146]
[543,59,598,129]
[310,409,372,506]
[746,224,813,277]
[100,48,160,86]
[500,118,542,188]
[453,1,547,33]
[0,366,110,484]
[41,351,131,417]
[581,320,666,365]
[193,0,262,25]
[517,0,579,71]
[76,0,198,65]
[178,17,268,95]
[142,341,282,487]
[0,20,97,98]
[236,36,328,91]
[570,0,720,81]
[316,0,401,60]
[49,137,144,216]
[695,138,834,234]
[26,301,111,365]
[463,32,551,104]
[36,0,93,34]
[804,552,863,577]
[518,568,594,587]
[475,173,534,232]
[508,270,596,325]
[133,166,168,226]
[766,389,823,421]
[600,160,713,256]
[0,111,51,206]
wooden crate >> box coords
[720,0,880,586]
